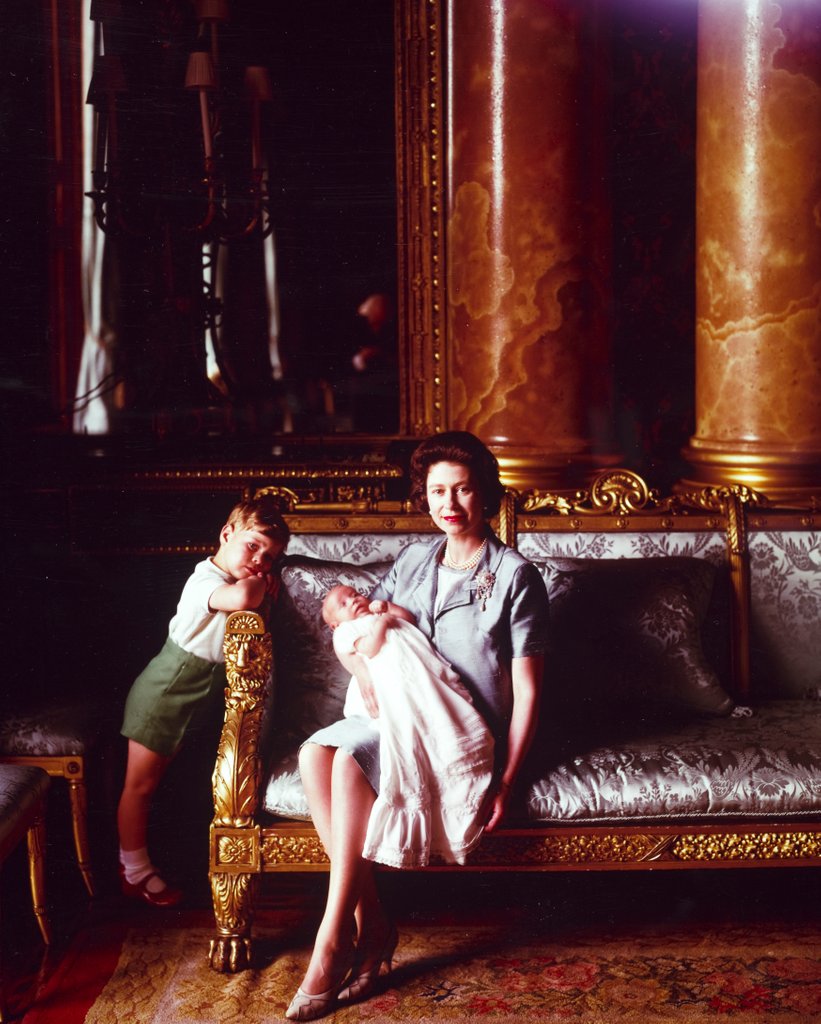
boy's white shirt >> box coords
[168,558,234,663]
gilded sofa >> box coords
[208,470,821,971]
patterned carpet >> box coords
[15,872,821,1023]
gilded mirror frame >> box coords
[46,0,448,443]
[395,0,447,438]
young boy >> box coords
[117,496,289,905]
[320,584,494,868]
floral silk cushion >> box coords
[527,699,821,822]
[535,556,735,735]
[0,700,100,757]
[270,556,392,743]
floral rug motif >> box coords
[21,913,821,1023]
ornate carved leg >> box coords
[67,776,95,897]
[209,611,271,972]
[209,868,259,972]
[27,807,51,946]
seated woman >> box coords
[287,431,549,1021]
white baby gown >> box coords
[335,615,495,868]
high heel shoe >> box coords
[285,946,355,1022]
[337,923,399,1004]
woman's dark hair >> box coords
[408,431,506,516]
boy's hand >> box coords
[256,571,281,601]
[369,599,388,614]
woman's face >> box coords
[425,461,485,540]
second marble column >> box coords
[445,0,619,490]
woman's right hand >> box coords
[355,670,380,718]
[339,650,380,718]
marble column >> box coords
[683,0,821,498]
[445,0,620,491]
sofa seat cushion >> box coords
[527,699,821,823]
[263,701,821,825]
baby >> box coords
[321,584,494,868]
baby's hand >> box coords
[369,599,388,615]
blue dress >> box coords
[305,531,549,791]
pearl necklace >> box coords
[442,537,487,572]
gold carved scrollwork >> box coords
[675,484,766,556]
[672,832,821,862]
[465,832,666,865]
[209,871,258,973]
[252,485,299,511]
[213,612,271,827]
[521,469,658,517]
[214,830,258,869]
[262,833,330,867]
[497,490,518,548]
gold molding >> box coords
[681,440,821,505]
[251,826,821,870]
[671,832,821,861]
[522,469,660,517]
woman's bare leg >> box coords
[299,743,335,853]
[297,748,381,995]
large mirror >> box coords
[36,0,445,445]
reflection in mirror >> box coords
[74,0,397,439]
[265,3,397,435]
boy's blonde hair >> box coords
[225,496,290,548]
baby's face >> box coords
[325,586,369,626]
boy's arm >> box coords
[209,575,268,612]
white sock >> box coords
[119,847,168,893]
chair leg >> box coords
[209,871,257,972]
[27,808,52,946]
[67,778,95,897]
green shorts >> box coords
[121,637,227,757]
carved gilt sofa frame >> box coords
[208,470,821,972]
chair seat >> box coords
[0,765,50,853]
[0,700,99,757]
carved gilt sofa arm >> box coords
[209,610,272,973]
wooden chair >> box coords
[0,764,51,1023]
[0,700,99,897]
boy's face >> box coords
[213,522,284,580]
[325,586,369,627]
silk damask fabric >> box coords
[528,698,821,822]
[749,530,821,698]
[264,700,821,824]
[0,699,100,758]
[0,764,50,845]
[534,556,735,724]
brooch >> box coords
[474,569,495,611]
